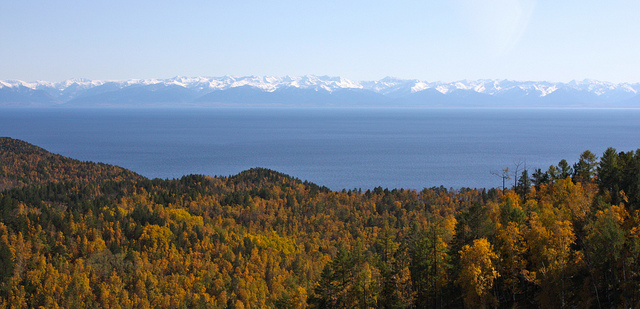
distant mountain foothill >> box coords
[1,75,639,107]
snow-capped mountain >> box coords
[1,76,639,107]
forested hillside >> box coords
[1,137,640,308]
[0,137,143,191]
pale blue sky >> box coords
[1,0,639,83]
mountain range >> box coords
[1,75,640,107]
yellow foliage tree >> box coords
[457,238,499,308]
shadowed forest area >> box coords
[1,137,640,308]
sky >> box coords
[1,0,639,83]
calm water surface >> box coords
[1,107,639,190]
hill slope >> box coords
[0,137,143,190]
[0,138,639,308]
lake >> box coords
[1,107,639,190]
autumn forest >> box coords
[1,137,640,308]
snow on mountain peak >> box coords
[411,82,430,93]
[1,76,639,106]
[0,81,14,88]
[435,85,450,94]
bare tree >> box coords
[512,160,525,188]
[491,167,511,193]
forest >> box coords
[1,136,640,308]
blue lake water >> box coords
[1,107,639,190]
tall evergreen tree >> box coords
[598,147,621,204]
[557,159,574,180]
[516,169,531,198]
[573,150,598,184]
